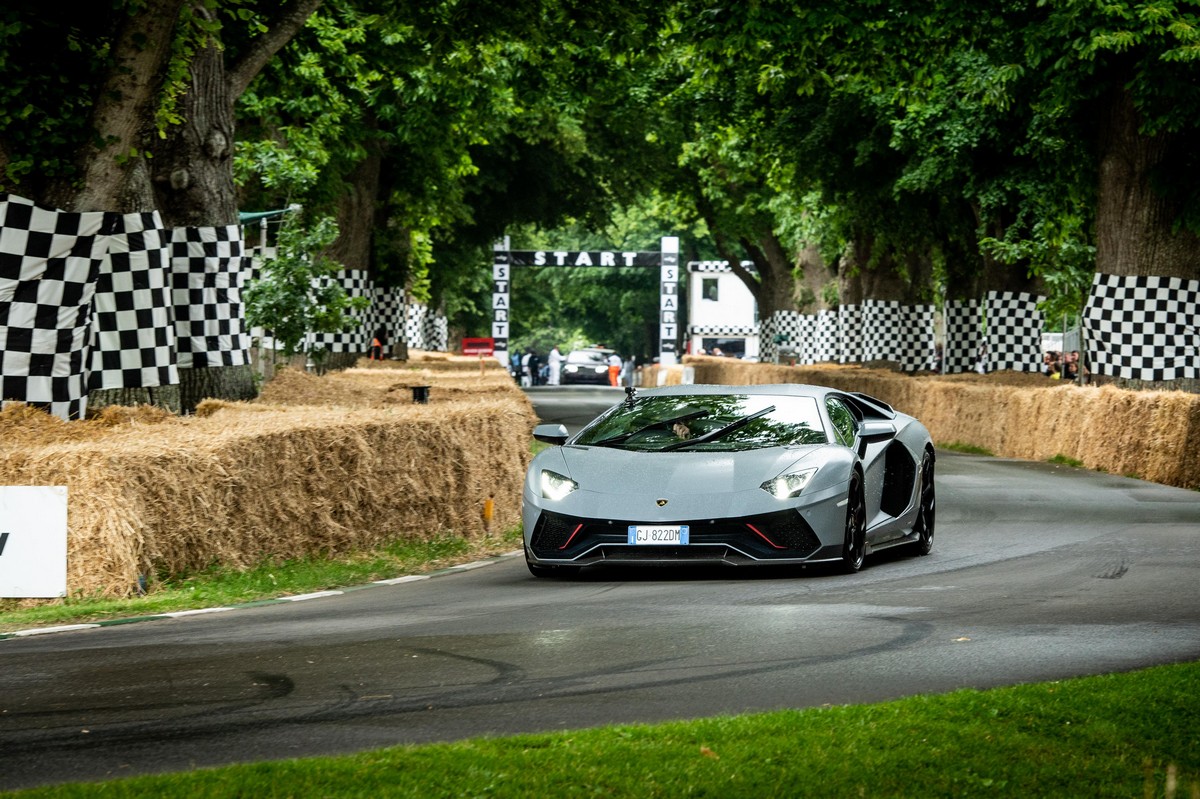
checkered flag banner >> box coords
[985,291,1044,373]
[367,284,405,349]
[307,269,371,354]
[87,212,177,390]
[170,225,251,369]
[423,310,448,351]
[757,313,780,362]
[862,300,935,372]
[1083,273,1199,381]
[839,305,863,364]
[0,194,107,420]
[812,309,839,364]
[944,298,982,374]
[402,302,451,352]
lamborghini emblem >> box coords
[656,498,668,507]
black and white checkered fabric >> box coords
[759,311,797,362]
[985,291,1044,373]
[308,269,372,353]
[0,194,107,420]
[87,212,177,390]
[838,305,863,363]
[756,310,839,364]
[757,313,779,362]
[424,310,448,351]
[944,298,982,374]
[170,225,251,369]
[687,260,756,273]
[366,284,405,349]
[405,302,426,350]
[861,300,935,372]
[793,313,817,364]
[812,309,839,364]
[690,324,758,337]
[406,302,450,351]
[1083,273,1199,381]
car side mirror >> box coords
[857,420,896,457]
[533,423,570,445]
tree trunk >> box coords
[178,364,258,414]
[1090,82,1200,393]
[87,385,181,417]
[794,242,835,312]
[148,1,321,410]
[53,0,186,213]
[151,41,238,226]
[330,139,382,272]
[1096,86,1200,282]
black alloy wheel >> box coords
[840,471,867,573]
[913,451,936,556]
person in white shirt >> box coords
[607,351,621,387]
[547,345,564,386]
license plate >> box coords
[627,525,689,545]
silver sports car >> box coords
[522,384,935,577]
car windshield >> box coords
[568,350,610,365]
[575,394,827,452]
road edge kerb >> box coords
[0,550,525,642]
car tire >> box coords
[840,471,867,573]
[913,451,935,556]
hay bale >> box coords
[670,357,1200,490]
[1,368,537,597]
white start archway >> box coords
[491,237,679,366]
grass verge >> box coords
[0,527,523,633]
[939,441,995,456]
[5,660,1198,797]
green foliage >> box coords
[940,441,995,456]
[242,216,369,358]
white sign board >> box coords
[0,486,68,598]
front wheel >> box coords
[913,451,935,556]
[840,472,867,573]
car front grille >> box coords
[530,508,822,561]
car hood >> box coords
[553,444,823,495]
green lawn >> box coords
[6,660,1198,797]
[0,529,523,634]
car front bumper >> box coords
[522,481,850,567]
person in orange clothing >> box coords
[607,351,622,386]
[369,327,387,360]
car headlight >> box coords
[761,468,818,499]
[540,469,579,501]
[565,365,579,373]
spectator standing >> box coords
[1062,350,1079,381]
[369,327,387,361]
[607,351,622,387]
[520,350,532,387]
[548,345,564,386]
[528,350,542,386]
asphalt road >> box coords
[1,386,1198,790]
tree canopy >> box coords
[1,0,1197,383]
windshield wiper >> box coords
[659,405,776,452]
[588,409,710,447]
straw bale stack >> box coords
[1,365,536,597]
[640,357,1200,490]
